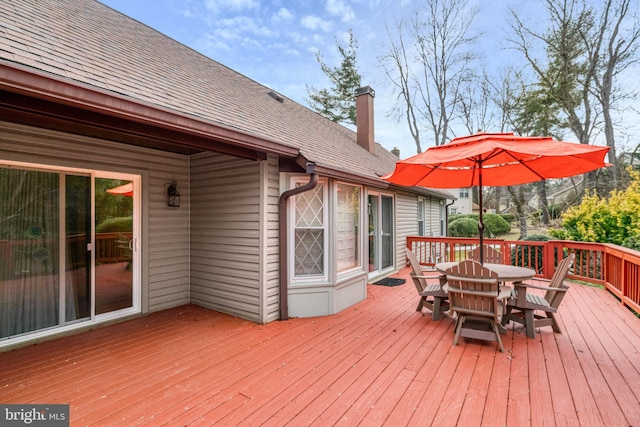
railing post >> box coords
[543,241,557,280]
[617,251,623,299]
[619,249,626,308]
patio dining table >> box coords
[435,262,536,333]
[434,262,536,283]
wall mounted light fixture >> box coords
[167,181,180,207]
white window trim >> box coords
[366,190,396,276]
[289,176,329,285]
[335,182,364,278]
[94,171,142,321]
[417,197,426,236]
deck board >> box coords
[539,333,576,426]
[562,288,632,427]
[458,345,499,426]
[1,268,639,426]
[506,331,532,426]
[528,336,554,427]
[481,342,511,426]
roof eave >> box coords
[0,61,300,158]
[385,182,457,200]
[292,155,455,197]
[308,164,391,188]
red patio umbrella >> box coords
[106,182,133,196]
[383,132,610,263]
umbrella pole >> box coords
[478,165,484,264]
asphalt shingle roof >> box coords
[0,0,404,183]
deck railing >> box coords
[406,236,640,315]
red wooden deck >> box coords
[2,268,639,426]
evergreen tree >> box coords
[514,85,564,139]
[306,30,362,125]
[513,83,564,226]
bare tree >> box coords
[509,0,640,192]
[379,0,480,153]
[380,21,423,153]
[507,185,529,239]
[488,68,527,134]
[457,71,496,135]
[583,0,640,187]
[509,1,594,143]
[489,70,537,237]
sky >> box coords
[98,0,638,159]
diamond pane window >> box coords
[295,184,323,227]
[293,183,325,277]
[294,229,324,275]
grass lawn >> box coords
[504,230,521,240]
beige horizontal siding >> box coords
[428,198,443,237]
[189,152,268,323]
[395,191,419,268]
[263,155,280,322]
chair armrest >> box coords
[510,282,568,308]
[513,282,569,292]
[415,274,448,291]
[414,274,445,280]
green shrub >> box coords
[523,234,550,242]
[560,168,640,245]
[482,213,511,237]
[548,228,568,239]
[448,217,479,237]
[623,233,640,251]
[455,213,478,221]
[96,216,132,233]
[500,214,515,223]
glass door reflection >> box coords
[95,178,133,315]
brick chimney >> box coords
[355,86,375,153]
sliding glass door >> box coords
[65,174,92,322]
[368,193,394,274]
[95,177,135,315]
[0,165,139,341]
[0,168,61,337]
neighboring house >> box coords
[0,0,453,348]
[619,151,640,171]
[449,188,473,215]
[545,178,584,208]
